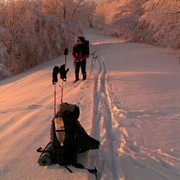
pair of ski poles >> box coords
[53,48,68,117]
[53,49,98,116]
[88,51,98,79]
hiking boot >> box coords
[83,74,86,81]
[74,78,79,83]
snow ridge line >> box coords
[90,56,121,180]
[0,104,53,114]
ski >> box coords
[73,80,84,87]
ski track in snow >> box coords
[89,53,121,179]
[88,44,180,180]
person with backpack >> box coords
[72,36,89,82]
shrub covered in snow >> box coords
[0,64,12,79]
[140,0,180,48]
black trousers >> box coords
[74,60,86,80]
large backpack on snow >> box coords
[37,103,99,175]
[51,103,79,166]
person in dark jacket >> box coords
[72,37,89,82]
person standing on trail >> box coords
[72,36,89,82]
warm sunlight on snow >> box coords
[0,32,180,180]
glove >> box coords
[52,66,60,84]
[59,64,69,81]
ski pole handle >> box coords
[64,48,69,55]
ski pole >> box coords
[60,80,64,103]
[64,48,69,68]
[89,51,98,78]
[59,48,68,103]
[54,84,56,117]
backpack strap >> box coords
[64,166,73,173]
[37,142,52,153]
[37,143,97,177]
[37,142,53,166]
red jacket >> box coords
[72,44,89,62]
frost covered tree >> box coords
[0,0,95,80]
[83,1,97,28]
[112,0,147,40]
[1,0,47,74]
[94,0,147,37]
[0,39,13,79]
[94,0,118,31]
[0,0,17,76]
[140,0,180,48]
[94,0,180,49]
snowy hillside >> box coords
[0,32,180,180]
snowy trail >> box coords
[0,32,180,180]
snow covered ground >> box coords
[0,32,180,180]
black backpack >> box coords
[51,103,79,166]
[37,103,99,176]
[78,36,90,56]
